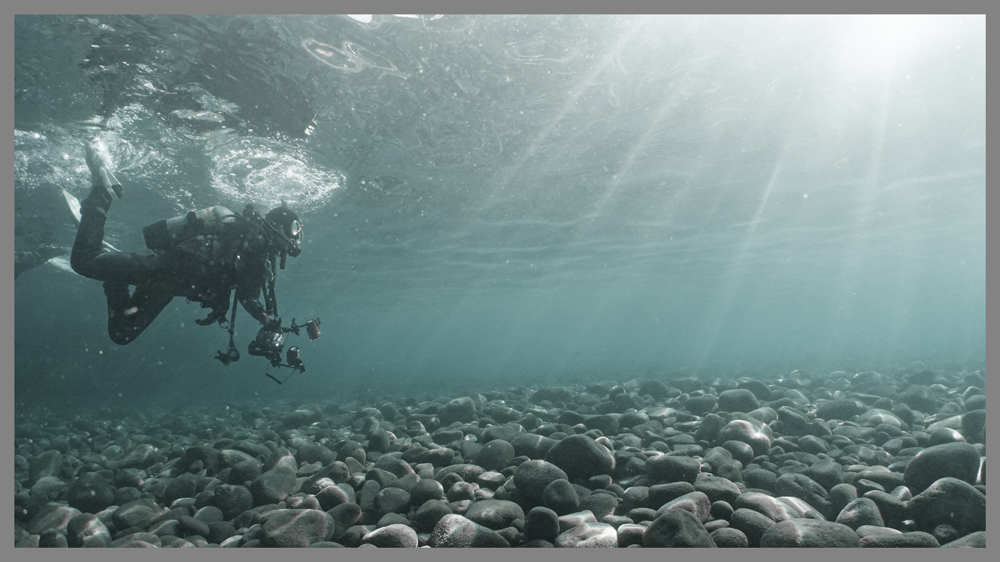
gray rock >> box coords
[29,450,64,484]
[530,387,574,404]
[110,532,161,547]
[940,531,986,548]
[428,513,510,547]
[375,486,411,516]
[759,519,860,547]
[513,460,568,504]
[742,467,777,491]
[859,531,939,548]
[899,384,937,413]
[693,475,741,505]
[684,395,718,415]
[111,499,161,531]
[646,454,701,484]
[362,523,418,547]
[117,444,158,470]
[282,408,321,428]
[815,398,866,421]
[580,491,619,520]
[654,491,712,522]
[440,397,477,424]
[906,477,986,536]
[806,458,844,490]
[542,479,580,515]
[642,508,716,547]
[554,522,618,547]
[648,481,696,506]
[66,474,116,515]
[710,527,749,547]
[411,499,452,533]
[327,502,362,540]
[163,474,199,505]
[316,483,352,511]
[211,484,253,520]
[718,389,759,413]
[229,460,262,484]
[249,466,297,506]
[410,478,445,506]
[260,508,334,547]
[373,454,415,479]
[904,442,981,493]
[434,463,485,484]
[544,434,615,481]
[66,513,112,547]
[207,521,236,544]
[524,506,560,543]
[178,514,210,537]
[774,472,831,514]
[835,497,883,530]
[465,499,524,530]
[27,504,80,538]
[557,510,597,533]
[733,492,790,522]
[474,439,516,472]
[728,508,774,547]
[716,418,772,455]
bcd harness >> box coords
[142,205,293,363]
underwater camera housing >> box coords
[245,317,322,384]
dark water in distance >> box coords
[14,15,985,412]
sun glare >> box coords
[833,15,939,77]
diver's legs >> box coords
[104,282,174,345]
[70,185,113,278]
[71,138,165,284]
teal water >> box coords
[14,15,985,411]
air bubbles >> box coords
[301,38,404,76]
[208,132,345,210]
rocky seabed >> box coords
[14,367,986,548]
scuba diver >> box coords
[70,137,319,376]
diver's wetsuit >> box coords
[70,186,274,345]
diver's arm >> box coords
[236,277,269,324]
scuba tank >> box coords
[143,206,235,251]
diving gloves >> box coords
[85,137,123,199]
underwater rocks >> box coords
[13,366,987,548]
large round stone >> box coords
[906,477,986,536]
[542,479,580,515]
[361,523,418,548]
[716,418,772,455]
[440,397,477,424]
[464,499,525,530]
[718,389,759,413]
[474,439,516,472]
[646,454,701,484]
[835,497,884,530]
[544,434,615,481]
[250,466,297,505]
[554,522,618,548]
[511,433,558,459]
[67,475,115,514]
[524,506,560,543]
[815,399,866,421]
[642,509,716,547]
[428,514,510,548]
[211,484,254,519]
[513,460,568,504]
[904,442,981,493]
[260,509,334,547]
[759,519,861,547]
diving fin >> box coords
[63,189,120,252]
[85,137,123,199]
